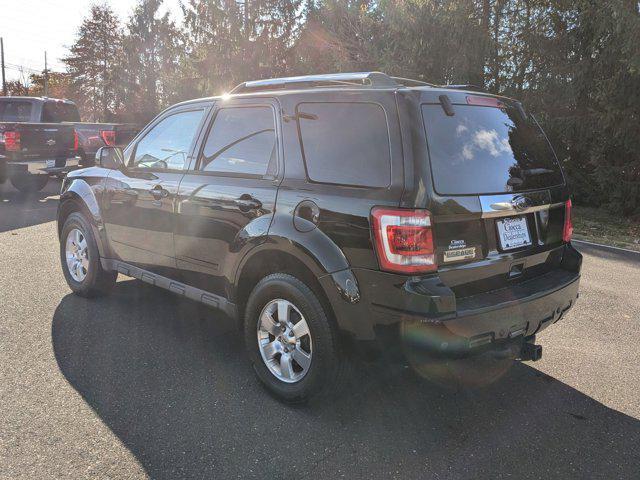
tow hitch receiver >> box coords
[520,342,543,362]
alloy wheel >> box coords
[257,298,313,383]
[65,228,89,282]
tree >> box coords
[0,80,29,96]
[181,0,303,95]
[122,0,184,121]
[62,0,640,215]
[63,4,124,121]
[28,71,73,99]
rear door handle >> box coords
[236,194,262,212]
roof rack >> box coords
[228,72,483,94]
[390,76,438,88]
[229,72,402,94]
[441,84,484,92]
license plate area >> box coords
[496,216,532,250]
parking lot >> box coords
[1,179,639,479]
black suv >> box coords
[57,72,581,402]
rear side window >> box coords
[0,101,32,122]
[422,103,564,195]
[42,102,81,122]
[297,102,391,187]
[199,106,277,176]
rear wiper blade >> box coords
[438,95,455,116]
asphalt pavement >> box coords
[1,178,639,479]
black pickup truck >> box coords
[0,102,78,192]
[0,97,138,192]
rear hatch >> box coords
[420,92,570,297]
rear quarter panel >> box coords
[272,90,405,272]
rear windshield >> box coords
[42,101,81,122]
[0,101,32,122]
[422,103,564,195]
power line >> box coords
[5,63,42,74]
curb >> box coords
[572,239,640,255]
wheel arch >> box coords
[233,245,339,335]
[58,179,108,257]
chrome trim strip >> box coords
[480,192,562,218]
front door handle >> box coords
[236,194,262,212]
[150,184,169,200]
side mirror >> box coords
[96,146,124,170]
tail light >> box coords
[563,199,573,243]
[100,130,116,146]
[371,207,436,274]
[73,131,79,151]
[4,131,21,152]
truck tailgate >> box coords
[1,122,76,160]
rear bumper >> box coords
[320,244,582,353]
[4,157,80,175]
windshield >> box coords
[422,103,564,195]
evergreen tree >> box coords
[122,0,184,122]
[63,4,124,121]
[61,0,640,215]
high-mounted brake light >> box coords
[4,131,21,152]
[100,130,116,146]
[466,95,504,108]
[563,199,573,243]
[371,207,436,274]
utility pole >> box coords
[1,37,6,96]
[44,51,48,96]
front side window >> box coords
[199,106,276,177]
[132,109,204,170]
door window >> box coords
[199,106,277,177]
[132,109,205,171]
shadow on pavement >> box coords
[0,178,61,233]
[52,280,640,479]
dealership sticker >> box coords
[443,247,476,262]
[443,239,476,262]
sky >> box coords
[0,0,183,82]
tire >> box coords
[10,174,49,193]
[244,273,349,403]
[60,212,117,297]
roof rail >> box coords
[229,72,401,94]
[441,84,484,92]
[390,76,438,88]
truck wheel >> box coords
[10,174,49,193]
[60,212,117,297]
[244,273,349,403]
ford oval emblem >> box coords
[512,195,533,211]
